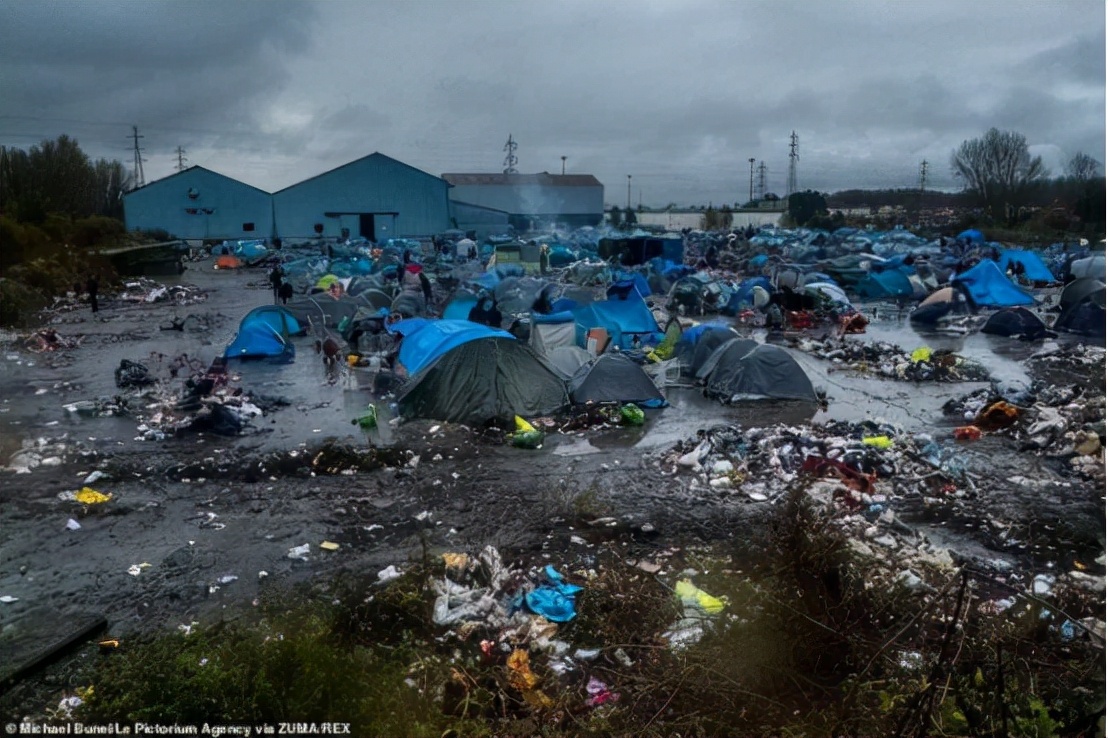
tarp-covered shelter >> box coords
[545,345,593,379]
[1055,278,1106,337]
[854,268,914,299]
[997,250,1055,283]
[909,286,974,324]
[530,311,578,356]
[568,353,666,407]
[957,229,985,244]
[224,305,300,361]
[696,339,817,403]
[389,318,514,376]
[981,307,1055,340]
[395,335,570,424]
[1070,253,1106,281]
[573,295,661,350]
[951,260,1035,307]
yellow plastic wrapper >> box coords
[910,346,933,363]
[862,435,893,449]
[675,580,726,614]
[319,541,340,551]
[507,649,539,691]
[75,487,113,504]
[442,553,469,573]
[514,415,536,433]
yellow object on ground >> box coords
[675,580,726,614]
[910,346,933,363]
[320,541,340,551]
[75,487,112,504]
[514,416,536,433]
[862,435,893,449]
[442,553,469,572]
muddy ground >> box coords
[0,258,1103,719]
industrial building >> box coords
[442,172,604,232]
[124,153,451,242]
[123,166,274,241]
[272,153,450,240]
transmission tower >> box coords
[918,159,928,191]
[786,130,799,197]
[756,160,767,200]
[502,134,518,174]
[129,125,146,189]
[175,146,188,172]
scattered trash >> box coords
[377,565,403,583]
[75,487,112,505]
[525,566,584,622]
[953,425,982,441]
[585,676,620,707]
[620,403,645,426]
[65,518,81,531]
[0,595,19,604]
[320,541,341,551]
[287,544,310,561]
[127,563,151,577]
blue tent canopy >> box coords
[998,250,1055,283]
[572,296,661,350]
[957,229,985,244]
[442,295,478,321]
[952,260,1035,307]
[224,306,300,361]
[854,268,914,299]
[390,319,515,376]
[608,273,652,299]
[724,276,773,314]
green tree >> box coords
[1,136,128,221]
[950,128,1047,222]
[623,207,637,226]
[787,190,828,226]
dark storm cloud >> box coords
[2,0,1102,203]
[0,1,317,165]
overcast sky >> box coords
[1,0,1103,207]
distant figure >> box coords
[268,266,283,303]
[86,275,99,313]
[467,296,503,328]
[278,281,293,305]
[539,244,550,275]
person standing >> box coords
[269,265,283,303]
[86,275,99,314]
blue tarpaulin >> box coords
[957,229,985,244]
[854,268,914,299]
[998,250,1055,283]
[389,319,515,376]
[952,260,1035,307]
[573,296,661,350]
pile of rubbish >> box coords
[788,337,991,382]
[21,328,82,353]
[3,434,98,474]
[116,279,207,306]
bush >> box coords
[0,278,48,328]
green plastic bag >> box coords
[511,429,544,449]
[352,404,377,429]
[620,403,645,426]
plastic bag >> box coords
[75,487,112,505]
[510,429,544,449]
[620,404,645,426]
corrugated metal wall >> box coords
[272,154,450,239]
[123,168,273,240]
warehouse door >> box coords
[359,214,376,241]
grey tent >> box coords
[697,338,817,403]
[396,337,569,424]
[673,325,740,378]
[1055,278,1106,337]
[981,307,1054,340]
[283,294,362,330]
[545,345,592,380]
[568,353,665,406]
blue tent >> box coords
[957,229,985,244]
[854,268,914,299]
[390,319,514,376]
[997,250,1055,283]
[608,274,652,300]
[951,260,1035,307]
[724,276,773,314]
[442,295,478,321]
[572,296,661,350]
[224,306,300,361]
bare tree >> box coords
[1065,152,1101,182]
[950,128,1047,220]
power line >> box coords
[175,145,188,171]
[129,125,146,189]
[786,130,799,197]
[502,133,518,174]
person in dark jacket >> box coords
[86,275,99,313]
[278,280,293,305]
[268,266,283,302]
[467,296,503,328]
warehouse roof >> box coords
[442,172,602,187]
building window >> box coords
[243,222,255,232]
